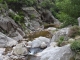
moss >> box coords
[27,31,52,41]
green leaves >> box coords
[71,40,80,53]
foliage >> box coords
[40,0,54,9]
[55,0,79,27]
[57,36,64,46]
[70,40,80,53]
[9,13,24,24]
[30,14,36,20]
[68,26,80,37]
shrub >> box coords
[30,14,36,20]
[68,26,80,38]
[40,0,54,9]
[57,36,64,46]
[70,40,80,53]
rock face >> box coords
[0,16,25,41]
[22,7,42,31]
[0,32,17,47]
[31,37,50,48]
[41,10,60,26]
[51,27,70,42]
[36,44,73,60]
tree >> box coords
[55,0,80,27]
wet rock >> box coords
[37,44,73,60]
[12,43,28,55]
[0,32,17,47]
[31,37,50,48]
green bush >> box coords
[30,14,36,20]
[57,36,64,46]
[70,40,80,53]
[68,26,80,38]
[40,0,54,9]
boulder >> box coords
[31,37,50,48]
[0,16,25,41]
[40,42,47,48]
[36,44,73,60]
[0,32,17,47]
[51,27,70,42]
[13,43,28,55]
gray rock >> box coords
[51,27,70,42]
[36,44,73,60]
[0,32,17,47]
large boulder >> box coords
[0,32,18,47]
[51,27,70,42]
[31,37,50,48]
[0,16,25,41]
[36,44,73,60]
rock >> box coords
[11,31,23,41]
[0,15,25,41]
[50,42,57,47]
[0,32,17,47]
[68,38,75,43]
[75,36,80,40]
[51,27,70,42]
[78,17,80,26]
[22,7,42,31]
[31,37,50,48]
[13,43,28,55]
[45,27,57,34]
[45,27,56,31]
[40,42,47,48]
[36,44,73,60]
[0,16,18,32]
[27,41,32,47]
[41,10,60,26]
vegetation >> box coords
[57,36,64,46]
[71,40,80,53]
[68,26,80,38]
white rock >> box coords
[46,27,56,31]
[68,38,75,43]
[0,48,5,56]
[27,41,32,46]
[50,42,57,47]
[40,42,47,48]
[32,37,50,48]
[13,43,28,55]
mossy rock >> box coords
[27,31,52,41]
